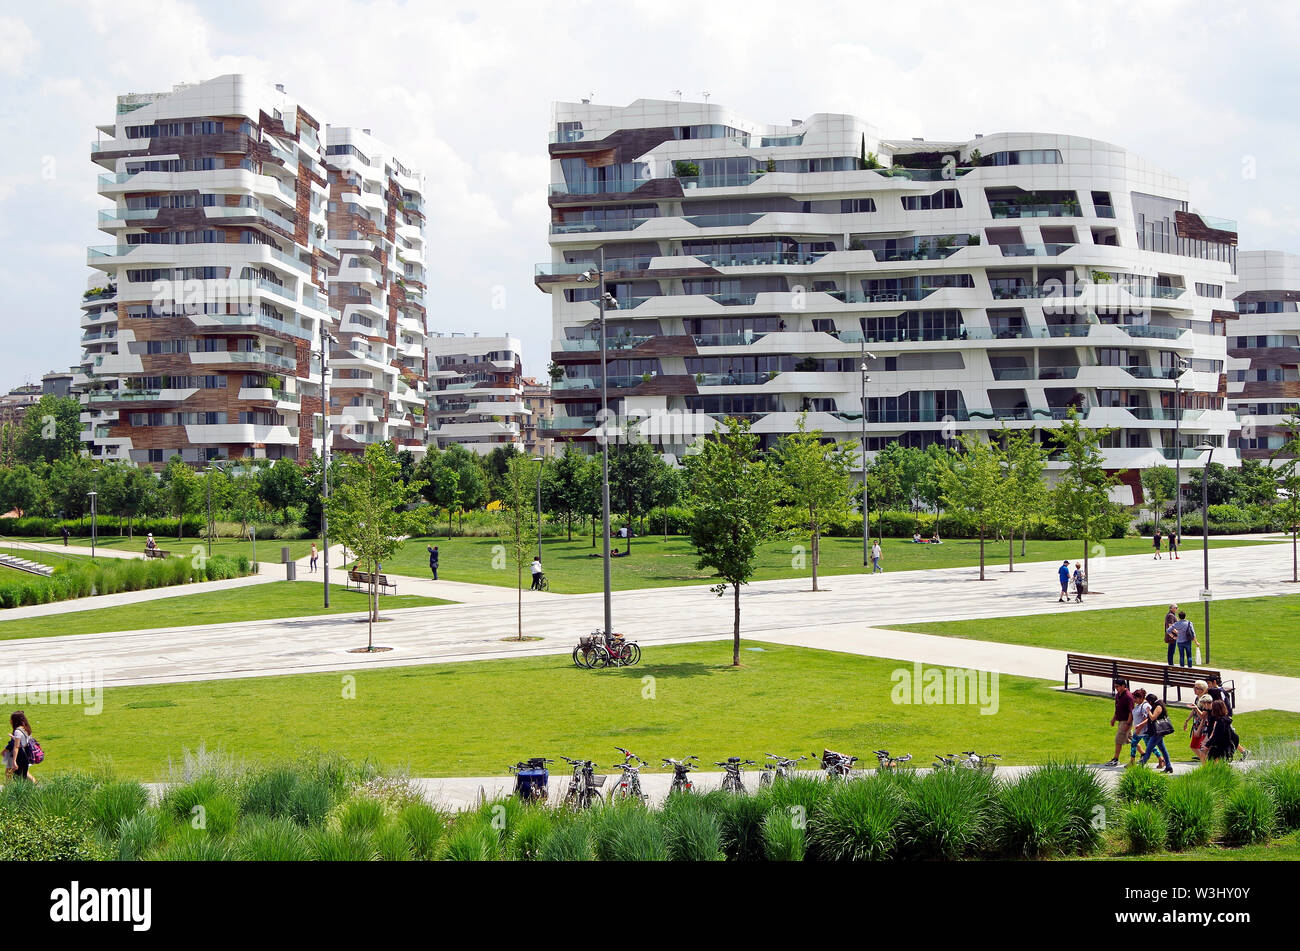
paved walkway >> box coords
[6,542,1300,715]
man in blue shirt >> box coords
[1057,560,1070,603]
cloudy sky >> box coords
[1,0,1297,388]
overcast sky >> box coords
[1,0,1297,389]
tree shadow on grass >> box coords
[632,661,737,680]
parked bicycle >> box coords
[933,753,959,770]
[663,755,699,795]
[572,631,641,669]
[873,750,913,770]
[959,751,1001,771]
[508,757,553,802]
[558,755,606,810]
[714,757,755,794]
[610,747,648,801]
[759,753,808,787]
[820,749,858,780]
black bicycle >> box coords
[958,751,1001,772]
[759,753,808,787]
[663,755,699,795]
[821,749,858,780]
[874,750,913,770]
[714,757,755,794]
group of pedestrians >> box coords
[1107,679,1243,771]
[1162,602,1201,666]
[1151,527,1180,560]
[1057,560,1086,602]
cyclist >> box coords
[530,556,544,590]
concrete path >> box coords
[5,543,1300,715]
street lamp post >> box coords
[579,250,618,636]
[87,490,98,561]
[1173,359,1190,538]
[320,324,335,608]
[860,345,877,564]
[1196,443,1215,663]
[532,455,545,560]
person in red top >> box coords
[1106,680,1134,767]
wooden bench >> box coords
[346,570,397,595]
[1064,653,1234,710]
[143,548,171,559]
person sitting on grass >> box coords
[913,532,923,543]
[930,532,942,544]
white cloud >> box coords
[0,16,39,77]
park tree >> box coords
[227,459,263,540]
[48,454,97,522]
[161,455,202,539]
[0,463,42,516]
[15,395,82,465]
[936,434,1008,580]
[112,463,156,539]
[495,454,540,640]
[1049,410,1122,585]
[326,443,429,647]
[257,457,305,524]
[685,418,782,666]
[543,444,590,541]
[484,444,521,501]
[774,413,855,592]
[650,461,685,537]
[1271,411,1300,583]
[1141,465,1177,530]
[609,421,659,547]
[1003,429,1050,566]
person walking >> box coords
[1072,562,1085,603]
[3,711,36,782]
[1126,688,1150,766]
[1204,700,1237,761]
[1183,692,1212,764]
[1106,680,1134,767]
[61,526,70,547]
[1167,530,1179,560]
[1058,560,1070,603]
[1136,692,1174,773]
[1166,610,1200,668]
[426,545,439,581]
[1163,603,1179,665]
[309,542,319,573]
[1152,527,1163,559]
[530,556,544,590]
[871,540,883,574]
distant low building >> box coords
[521,377,555,457]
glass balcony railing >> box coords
[683,213,765,228]
[990,367,1034,380]
[989,282,1086,300]
[868,408,972,423]
[1117,324,1187,339]
[1036,366,1081,380]
[1197,215,1237,233]
[827,288,941,303]
[550,217,655,234]
[998,243,1076,257]
[989,203,1082,218]
[541,415,598,430]
[869,246,963,262]
[695,372,777,387]
[871,168,975,181]
[675,172,767,189]
[536,258,653,277]
[552,375,644,390]
[97,208,160,225]
[692,332,768,347]
[86,390,161,402]
[1121,366,1183,380]
[560,336,653,351]
[1094,205,1116,218]
[254,278,296,301]
[549,179,650,196]
[684,251,828,267]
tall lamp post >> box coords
[532,455,545,560]
[860,345,877,564]
[320,324,337,607]
[1195,443,1215,662]
[1173,358,1190,538]
[86,489,98,561]
[578,249,619,635]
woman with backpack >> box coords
[3,710,38,782]
[1204,700,1237,762]
[1136,693,1175,773]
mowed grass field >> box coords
[0,580,454,641]
[892,594,1300,678]
[24,534,322,563]
[27,641,1300,780]
[386,533,1280,594]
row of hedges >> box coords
[0,515,312,542]
[818,509,1131,541]
[0,554,253,610]
[5,754,1296,862]
[1136,519,1293,537]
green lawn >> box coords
[0,580,454,641]
[386,533,1279,594]
[28,640,1300,780]
[28,534,322,563]
[892,594,1300,678]
[0,545,102,571]
[1097,829,1300,862]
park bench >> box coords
[142,548,171,559]
[346,570,397,595]
[1064,653,1234,710]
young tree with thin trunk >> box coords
[1271,411,1300,583]
[496,454,540,640]
[1141,464,1177,530]
[774,413,854,592]
[1049,409,1122,586]
[685,418,781,666]
[326,443,429,649]
[162,455,201,540]
[1003,429,1050,571]
[936,434,1008,580]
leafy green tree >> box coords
[936,434,1008,580]
[774,413,854,591]
[1049,410,1122,584]
[650,461,685,537]
[161,456,202,539]
[48,454,97,522]
[483,444,521,502]
[1003,429,1050,566]
[15,395,82,465]
[326,443,429,645]
[0,463,41,516]
[1271,412,1300,582]
[112,464,156,539]
[1141,465,1177,530]
[609,422,659,548]
[685,418,782,666]
[1236,458,1279,506]
[495,455,540,640]
[227,459,263,540]
[257,457,306,525]
[543,444,590,541]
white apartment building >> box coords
[426,334,526,454]
[80,75,428,467]
[538,99,1243,503]
[1228,250,1300,462]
